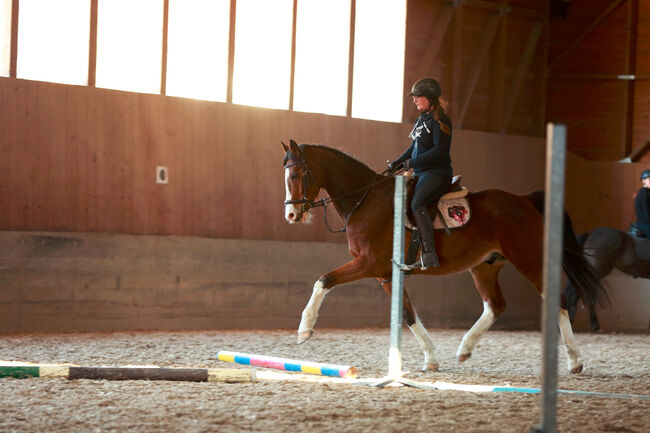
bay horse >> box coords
[566,226,648,331]
[282,140,608,374]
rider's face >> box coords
[412,95,431,112]
[642,177,650,188]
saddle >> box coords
[404,174,471,232]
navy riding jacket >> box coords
[394,110,453,175]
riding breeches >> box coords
[411,170,452,214]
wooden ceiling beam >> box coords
[405,5,455,120]
[548,0,627,72]
[456,11,502,128]
[501,20,543,133]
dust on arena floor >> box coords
[0,328,647,433]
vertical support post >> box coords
[535,123,566,433]
[388,175,407,377]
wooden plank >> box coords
[502,20,543,132]
[627,140,650,161]
[451,3,463,125]
[226,0,237,103]
[289,0,297,110]
[489,0,507,132]
[88,0,98,86]
[406,5,455,120]
[549,0,627,71]
[457,11,502,128]
[9,0,17,77]
[346,0,356,117]
[160,0,169,95]
[623,0,639,156]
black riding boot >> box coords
[413,206,439,269]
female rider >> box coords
[388,78,452,269]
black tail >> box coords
[525,190,610,309]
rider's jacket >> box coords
[394,110,452,175]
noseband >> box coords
[283,153,393,233]
[283,156,326,213]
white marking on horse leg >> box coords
[456,301,496,362]
[297,280,328,343]
[408,317,439,371]
[558,309,583,373]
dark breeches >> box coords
[411,170,452,213]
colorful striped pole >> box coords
[216,350,358,379]
[0,365,255,383]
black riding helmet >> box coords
[641,169,650,180]
[408,78,441,107]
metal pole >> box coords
[535,123,566,433]
[388,175,407,377]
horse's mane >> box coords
[300,144,377,175]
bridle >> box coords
[283,153,395,233]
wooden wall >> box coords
[0,77,547,240]
[404,0,547,136]
[547,0,650,162]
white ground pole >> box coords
[533,123,566,433]
[388,175,407,378]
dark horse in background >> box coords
[282,140,608,374]
[566,226,650,331]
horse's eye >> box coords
[291,173,299,180]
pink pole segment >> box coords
[216,350,358,378]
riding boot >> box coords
[413,206,440,269]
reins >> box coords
[284,157,399,233]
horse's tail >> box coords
[524,190,610,308]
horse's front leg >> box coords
[297,257,371,344]
[378,279,439,371]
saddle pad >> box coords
[433,197,471,230]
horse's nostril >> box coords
[288,212,295,220]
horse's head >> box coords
[282,139,321,223]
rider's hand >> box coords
[403,159,412,170]
[387,160,399,175]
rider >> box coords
[634,169,650,238]
[388,78,453,269]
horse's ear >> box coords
[281,141,290,154]
[289,139,301,155]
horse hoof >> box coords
[297,330,313,344]
[422,362,439,372]
[457,353,471,363]
[570,364,583,374]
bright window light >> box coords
[166,0,230,101]
[96,0,163,94]
[352,0,406,123]
[232,0,293,109]
[293,0,350,116]
[16,0,90,85]
[0,0,10,77]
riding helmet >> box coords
[408,78,441,103]
[641,169,650,180]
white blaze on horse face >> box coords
[284,167,301,222]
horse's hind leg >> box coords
[379,279,439,371]
[558,309,583,373]
[457,260,507,363]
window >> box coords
[232,0,293,109]
[16,0,90,85]
[96,0,164,93]
[166,0,230,101]
[293,0,350,116]
[351,0,406,122]
[0,0,10,77]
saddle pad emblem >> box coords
[433,197,471,230]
